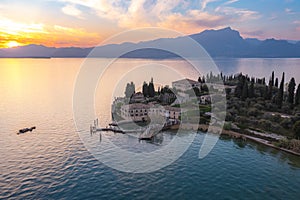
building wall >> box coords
[121,104,149,121]
[121,104,181,122]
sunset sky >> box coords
[0,0,299,48]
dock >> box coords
[90,119,166,140]
[90,119,145,135]
[138,125,162,140]
[90,119,125,134]
[94,127,125,133]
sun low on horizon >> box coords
[5,41,22,48]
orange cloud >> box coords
[157,11,226,34]
[0,18,101,48]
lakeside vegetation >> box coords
[210,71,300,153]
[117,71,300,154]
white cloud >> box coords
[58,0,126,20]
[215,6,261,21]
[200,0,219,11]
[285,8,295,14]
[62,4,83,19]
[224,0,239,5]
[0,17,46,35]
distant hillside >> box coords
[0,27,299,58]
[0,45,56,58]
[189,27,249,57]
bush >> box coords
[281,104,292,114]
[276,139,300,153]
[225,112,234,121]
[253,103,264,110]
[271,114,281,123]
[224,122,232,130]
[228,108,238,116]
[258,119,272,131]
[239,107,248,116]
[293,121,300,139]
[247,108,261,117]
[265,102,276,111]
[280,118,293,129]
[236,116,249,125]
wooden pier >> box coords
[90,119,177,141]
[90,119,145,135]
[95,127,125,133]
[90,120,125,134]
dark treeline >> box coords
[124,78,177,105]
[199,71,300,140]
[221,71,300,109]
[142,78,155,97]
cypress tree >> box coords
[264,86,269,100]
[142,81,149,97]
[198,77,202,83]
[241,81,248,101]
[276,72,285,108]
[275,78,279,88]
[249,81,255,98]
[271,71,274,86]
[268,71,274,100]
[202,76,206,83]
[288,77,296,104]
[295,84,300,106]
[148,78,155,97]
[235,74,244,98]
[268,79,273,100]
[262,78,266,85]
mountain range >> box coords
[1,27,300,58]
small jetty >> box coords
[90,119,125,134]
[139,125,162,140]
[95,127,125,133]
[17,126,36,134]
[90,119,177,141]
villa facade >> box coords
[120,103,181,122]
[121,103,149,121]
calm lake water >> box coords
[0,58,300,199]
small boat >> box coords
[18,127,36,134]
